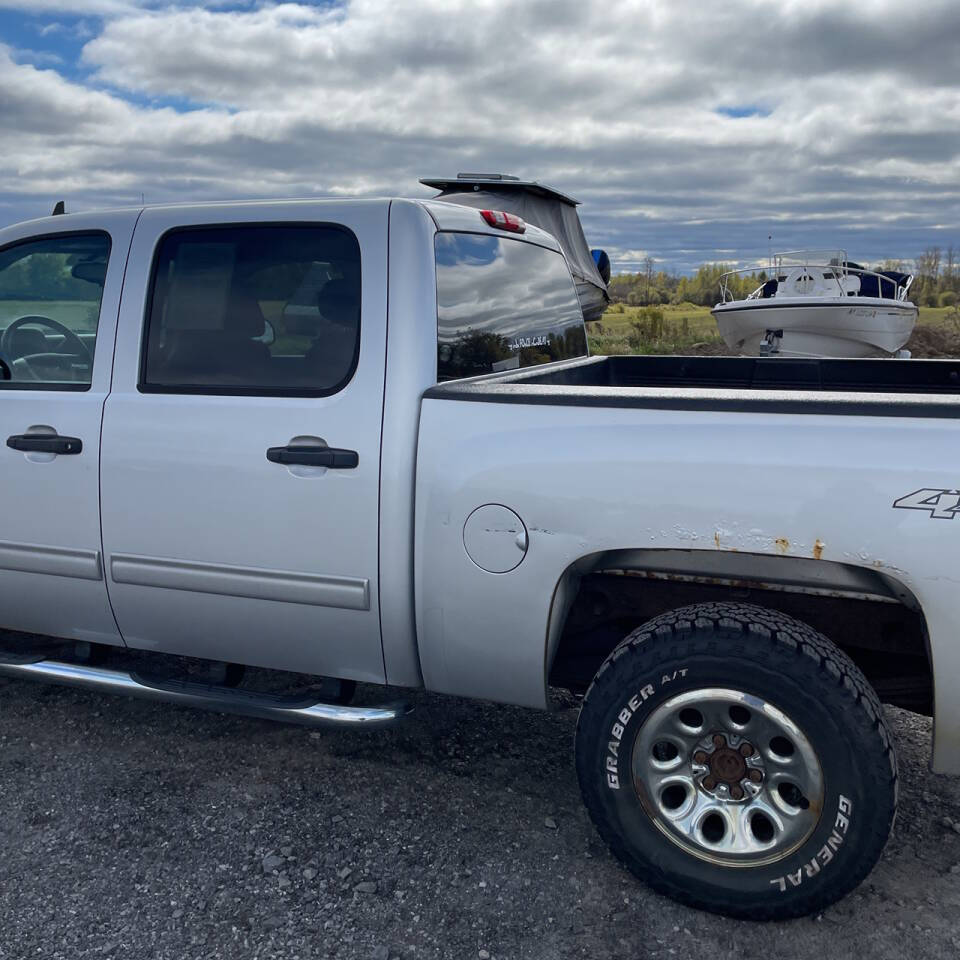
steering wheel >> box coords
[0,315,92,381]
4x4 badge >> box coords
[893,488,960,520]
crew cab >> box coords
[0,197,957,921]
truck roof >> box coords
[5,197,563,254]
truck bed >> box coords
[424,355,960,417]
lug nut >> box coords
[702,775,717,790]
[693,751,708,765]
[712,734,726,749]
[730,785,744,800]
[748,769,763,783]
[739,742,754,757]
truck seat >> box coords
[158,293,271,384]
[304,279,360,386]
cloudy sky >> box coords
[0,0,958,273]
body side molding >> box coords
[0,540,102,581]
[109,554,370,610]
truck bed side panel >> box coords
[414,397,960,773]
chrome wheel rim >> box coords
[631,688,824,867]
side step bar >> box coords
[0,658,411,729]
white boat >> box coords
[712,251,917,358]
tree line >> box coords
[608,259,771,307]
[0,251,99,301]
[912,246,959,308]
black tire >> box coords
[575,602,897,920]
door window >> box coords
[0,233,111,389]
[141,224,362,396]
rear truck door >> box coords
[99,202,389,682]
[0,211,139,646]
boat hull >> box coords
[711,297,917,358]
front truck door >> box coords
[99,204,388,682]
[0,213,138,646]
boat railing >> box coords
[718,257,914,304]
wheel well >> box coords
[547,552,932,716]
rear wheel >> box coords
[575,602,897,920]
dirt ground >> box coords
[0,679,957,960]
[904,324,960,358]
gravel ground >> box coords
[0,678,958,960]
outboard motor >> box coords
[592,249,611,286]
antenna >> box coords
[52,200,65,216]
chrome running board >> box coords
[0,658,411,728]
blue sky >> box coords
[0,7,200,110]
[0,9,92,73]
[0,0,958,273]
[715,106,771,120]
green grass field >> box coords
[589,302,723,355]
[588,302,960,358]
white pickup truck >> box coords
[0,198,957,921]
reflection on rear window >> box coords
[435,232,587,381]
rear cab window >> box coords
[435,232,587,381]
[141,224,361,395]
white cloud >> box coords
[10,47,64,65]
[37,20,96,40]
[0,0,956,268]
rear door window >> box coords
[435,232,587,381]
[141,224,361,395]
